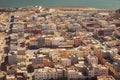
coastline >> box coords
[42,6,105,9]
[0,5,113,13]
[42,6,109,11]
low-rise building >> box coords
[6,75,16,80]
[17,48,26,55]
[8,52,17,65]
[32,54,44,65]
[94,28,113,36]
[61,58,71,67]
[87,54,98,65]
[67,67,83,80]
[97,76,115,80]
[88,64,108,77]
[34,67,57,80]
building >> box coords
[115,9,120,19]
[66,40,74,46]
[49,49,59,63]
[17,55,26,63]
[87,54,98,65]
[97,76,115,80]
[94,28,113,36]
[28,38,38,49]
[114,27,120,38]
[59,49,67,58]
[88,64,108,77]
[45,38,52,47]
[56,69,64,78]
[113,62,120,72]
[113,55,120,72]
[32,55,44,65]
[43,58,51,66]
[52,37,64,47]
[12,24,24,33]
[0,72,6,80]
[34,29,41,34]
[73,37,81,46]
[50,23,57,30]
[74,61,87,74]
[67,67,83,80]
[61,58,71,67]
[66,49,75,56]
[17,68,27,80]
[37,36,45,48]
[10,44,18,51]
[8,52,17,65]
[34,67,57,80]
[98,65,108,76]
[88,66,95,77]
[81,18,98,31]
[6,75,16,80]
[17,48,26,55]
[68,54,78,65]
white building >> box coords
[67,67,83,80]
[10,44,18,51]
[88,64,108,77]
[61,58,71,67]
[34,67,57,80]
[57,69,63,78]
[6,75,16,80]
[12,24,24,33]
[52,37,64,46]
[17,48,26,55]
[49,49,59,63]
[87,54,98,65]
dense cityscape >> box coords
[0,6,120,80]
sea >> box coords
[0,0,120,10]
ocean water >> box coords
[0,0,120,10]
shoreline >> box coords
[0,5,113,12]
[42,6,105,9]
[42,6,109,11]
[0,5,108,10]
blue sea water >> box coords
[0,0,120,10]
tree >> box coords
[0,62,7,71]
[49,78,55,80]
[27,64,34,73]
